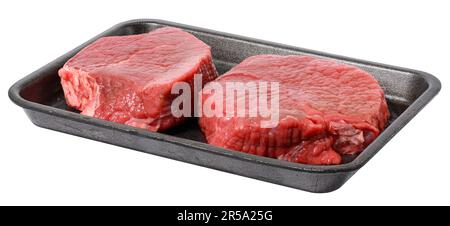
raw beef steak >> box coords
[198,55,389,165]
[59,27,218,131]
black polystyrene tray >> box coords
[8,19,441,193]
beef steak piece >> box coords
[198,55,389,165]
[59,27,218,131]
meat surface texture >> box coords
[198,55,389,165]
[59,27,218,131]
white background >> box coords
[0,0,449,205]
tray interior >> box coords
[18,22,428,163]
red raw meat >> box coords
[198,55,389,165]
[59,27,218,131]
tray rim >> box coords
[8,19,442,174]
